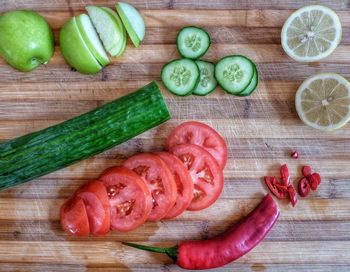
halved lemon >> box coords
[281,5,342,62]
[295,73,350,131]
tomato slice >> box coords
[99,166,152,231]
[123,153,177,221]
[60,196,90,236]
[170,144,224,211]
[76,180,110,235]
[167,121,228,169]
[155,152,194,219]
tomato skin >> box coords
[155,152,194,219]
[99,166,152,232]
[124,153,177,221]
[76,180,110,235]
[167,121,228,169]
[60,196,90,236]
[170,144,224,211]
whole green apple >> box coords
[0,10,54,72]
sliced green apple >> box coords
[86,6,126,57]
[116,2,145,47]
[76,14,110,66]
[60,17,102,74]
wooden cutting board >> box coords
[0,1,349,271]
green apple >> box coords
[60,16,102,74]
[116,2,145,47]
[76,14,109,66]
[86,6,126,57]
[0,10,54,72]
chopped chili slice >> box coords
[302,165,312,177]
[264,176,287,199]
[287,185,298,207]
[280,164,290,186]
[309,173,321,190]
[291,151,299,159]
[298,177,310,197]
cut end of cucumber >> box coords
[116,2,145,47]
[76,14,110,66]
[177,26,211,59]
[86,6,126,57]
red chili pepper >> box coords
[298,177,310,197]
[302,165,312,177]
[264,176,287,199]
[287,185,298,207]
[309,173,321,190]
[291,151,299,159]
[123,194,280,270]
[280,164,290,186]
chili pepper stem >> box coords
[123,242,178,262]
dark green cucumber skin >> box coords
[236,66,259,97]
[193,60,217,96]
[176,26,211,60]
[0,81,170,191]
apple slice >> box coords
[116,2,145,48]
[86,6,126,57]
[60,17,102,74]
[76,14,109,66]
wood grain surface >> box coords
[0,0,350,271]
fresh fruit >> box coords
[0,10,54,72]
[0,82,170,191]
[161,58,200,96]
[167,121,228,169]
[215,55,256,95]
[99,166,152,232]
[86,6,126,57]
[60,196,90,236]
[295,73,350,131]
[116,2,145,47]
[124,153,177,221]
[75,14,110,66]
[176,26,211,59]
[155,152,194,219]
[193,60,217,96]
[60,16,102,74]
[281,5,342,62]
[170,144,224,211]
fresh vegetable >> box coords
[167,121,228,169]
[99,166,152,232]
[215,55,256,95]
[309,173,321,190]
[155,152,194,219]
[291,150,299,159]
[86,6,126,57]
[0,10,54,72]
[302,165,312,177]
[0,82,170,191]
[235,66,258,97]
[264,176,287,199]
[193,60,217,96]
[287,185,298,207]
[176,26,211,60]
[123,153,177,221]
[281,5,342,62]
[116,2,145,47]
[161,58,200,96]
[124,194,280,270]
[298,177,310,197]
[170,144,224,211]
[295,73,350,131]
[280,164,290,186]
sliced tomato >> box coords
[170,144,224,211]
[155,152,194,219]
[99,166,152,231]
[60,196,90,236]
[123,153,177,221]
[167,121,228,169]
[76,180,110,235]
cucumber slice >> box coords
[161,58,199,96]
[215,55,255,94]
[177,26,211,59]
[237,67,259,97]
[193,60,217,96]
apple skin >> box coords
[60,17,102,74]
[0,10,54,72]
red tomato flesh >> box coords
[60,196,90,236]
[99,166,152,232]
[170,144,224,211]
[167,121,228,169]
[155,152,194,219]
[123,153,177,221]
